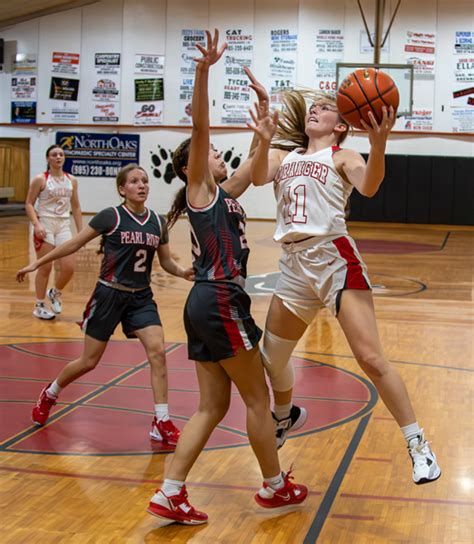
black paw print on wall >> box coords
[150,145,242,184]
[151,146,176,184]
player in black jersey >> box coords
[147,30,307,526]
[17,164,194,445]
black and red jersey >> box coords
[186,186,249,282]
[89,204,168,288]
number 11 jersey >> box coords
[273,145,352,244]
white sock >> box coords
[264,472,284,491]
[274,402,292,421]
[36,300,45,306]
[46,380,62,398]
[155,403,169,422]
[161,478,184,496]
[401,422,422,445]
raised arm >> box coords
[248,102,286,186]
[338,106,395,197]
[186,29,227,207]
[220,67,270,198]
[16,226,99,282]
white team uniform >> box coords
[35,171,74,248]
[273,145,371,321]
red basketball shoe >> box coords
[32,384,57,426]
[149,416,180,445]
[254,468,308,508]
[147,486,208,525]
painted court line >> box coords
[303,413,372,544]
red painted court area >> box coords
[0,341,376,455]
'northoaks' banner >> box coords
[56,132,140,177]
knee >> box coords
[356,352,389,380]
[147,345,166,368]
[261,330,298,391]
[243,385,271,414]
[198,398,230,425]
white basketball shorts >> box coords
[35,216,73,248]
[274,235,371,323]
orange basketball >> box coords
[336,68,399,130]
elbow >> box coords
[359,180,382,198]
[362,188,378,198]
[251,176,267,187]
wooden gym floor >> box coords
[0,216,473,543]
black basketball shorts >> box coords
[80,283,162,342]
[184,281,262,362]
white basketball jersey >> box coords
[273,146,352,243]
[36,171,73,218]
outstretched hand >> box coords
[16,263,37,283]
[247,101,279,143]
[360,106,396,150]
[244,66,269,104]
[193,29,227,68]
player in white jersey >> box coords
[25,145,83,320]
[248,90,441,485]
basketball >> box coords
[336,68,399,130]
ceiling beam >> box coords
[0,0,99,30]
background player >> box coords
[17,163,193,446]
[25,145,83,319]
[247,89,441,485]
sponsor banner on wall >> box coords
[134,102,163,125]
[450,107,474,132]
[51,51,80,76]
[51,103,79,123]
[92,78,119,101]
[404,31,435,79]
[11,76,36,100]
[134,54,165,75]
[179,29,206,125]
[93,102,119,123]
[13,54,37,75]
[402,109,433,131]
[453,57,474,84]
[50,77,79,101]
[314,28,344,92]
[52,52,80,75]
[221,28,253,124]
[95,53,121,75]
[450,34,473,130]
[268,28,297,106]
[134,78,164,101]
[92,53,121,121]
[11,101,36,124]
[56,132,140,177]
[454,31,473,54]
[133,78,164,125]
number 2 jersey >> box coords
[186,185,249,283]
[273,145,352,243]
[89,204,168,289]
